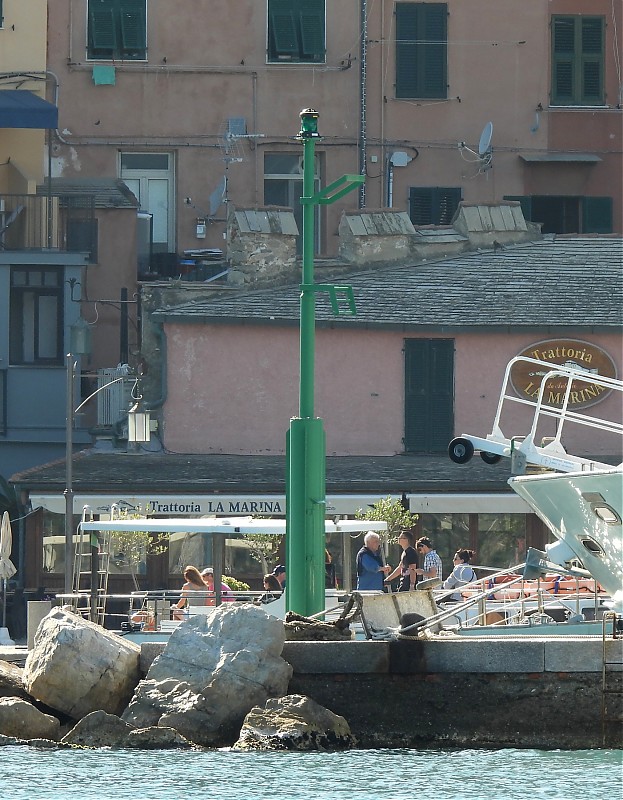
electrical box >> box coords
[196,218,207,239]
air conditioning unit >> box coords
[97,367,133,426]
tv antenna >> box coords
[458,121,493,174]
[213,118,265,217]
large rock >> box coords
[61,710,193,749]
[22,608,141,719]
[0,697,60,740]
[234,694,355,751]
[0,660,28,700]
[122,604,292,746]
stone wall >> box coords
[227,206,298,286]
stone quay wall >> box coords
[141,637,623,749]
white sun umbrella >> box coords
[0,512,16,644]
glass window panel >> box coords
[418,514,469,575]
[38,295,59,359]
[22,292,35,362]
[43,269,59,287]
[12,270,27,287]
[477,514,527,569]
[147,179,169,245]
[121,153,169,171]
[265,154,301,175]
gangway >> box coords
[448,357,622,474]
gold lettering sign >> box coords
[511,339,617,410]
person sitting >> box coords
[201,567,234,604]
[442,548,477,601]
[272,564,287,590]
[254,573,283,605]
[172,565,210,619]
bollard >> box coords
[27,600,51,650]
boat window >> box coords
[579,537,606,556]
[591,505,621,525]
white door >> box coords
[121,153,174,253]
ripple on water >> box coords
[0,746,619,800]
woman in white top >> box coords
[442,549,477,601]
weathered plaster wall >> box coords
[162,323,622,457]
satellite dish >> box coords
[209,176,227,217]
[478,122,493,156]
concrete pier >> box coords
[139,635,623,749]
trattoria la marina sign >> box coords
[511,339,617,409]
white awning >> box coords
[29,491,530,516]
[79,516,387,535]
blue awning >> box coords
[0,90,58,129]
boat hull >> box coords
[510,468,623,610]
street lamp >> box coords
[64,354,145,593]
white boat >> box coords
[404,359,623,639]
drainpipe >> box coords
[359,0,368,208]
[144,323,168,413]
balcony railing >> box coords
[0,193,97,259]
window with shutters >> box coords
[404,339,454,453]
[551,16,604,105]
[87,0,146,61]
[503,195,613,234]
[409,187,461,225]
[396,3,447,98]
[268,0,325,63]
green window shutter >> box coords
[409,187,460,225]
[582,197,612,233]
[552,15,604,105]
[409,187,434,225]
[396,3,447,99]
[271,12,299,55]
[269,0,325,62]
[89,9,117,52]
[581,18,604,103]
[421,5,447,98]
[300,12,324,59]
[120,7,146,52]
[552,16,576,104]
[404,339,454,453]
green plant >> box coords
[223,575,250,592]
[241,532,284,570]
[356,496,419,544]
[109,507,168,570]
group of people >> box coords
[175,537,476,613]
[356,530,477,599]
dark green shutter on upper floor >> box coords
[396,3,447,99]
[404,339,454,453]
[552,15,604,105]
[88,0,146,60]
[269,0,325,63]
[409,187,461,225]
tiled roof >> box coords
[10,451,622,495]
[9,452,518,494]
[153,238,623,331]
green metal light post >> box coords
[285,109,364,616]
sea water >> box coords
[0,746,619,800]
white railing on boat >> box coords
[448,356,623,473]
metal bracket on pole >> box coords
[304,283,357,316]
[303,174,365,206]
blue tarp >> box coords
[0,90,58,129]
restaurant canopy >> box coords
[0,90,58,129]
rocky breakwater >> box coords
[0,605,355,751]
